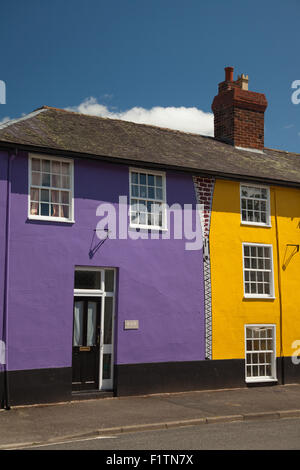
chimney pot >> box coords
[237,73,249,90]
[225,66,234,82]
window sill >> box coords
[241,222,272,228]
[129,224,168,232]
[246,377,277,384]
[244,295,275,300]
[27,215,75,224]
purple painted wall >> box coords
[1,151,205,372]
[0,151,8,374]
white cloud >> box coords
[66,97,214,136]
[0,116,11,125]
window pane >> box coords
[148,174,155,186]
[139,173,146,185]
[261,189,267,199]
[132,185,139,197]
[244,246,249,256]
[131,172,139,184]
[250,283,256,294]
[156,187,163,200]
[61,205,69,219]
[42,160,51,172]
[41,203,50,216]
[51,190,60,203]
[30,202,39,216]
[75,270,101,290]
[258,283,263,294]
[32,172,41,186]
[87,302,97,346]
[41,189,50,202]
[138,200,147,212]
[61,175,70,189]
[155,175,162,187]
[73,301,84,346]
[31,158,40,171]
[140,185,147,198]
[104,270,115,292]
[42,173,51,187]
[264,284,270,295]
[104,297,113,344]
[139,212,146,225]
[61,191,69,204]
[131,212,138,224]
[251,258,257,269]
[51,204,60,217]
[52,161,60,174]
[257,246,263,257]
[148,186,155,199]
[30,188,39,201]
[61,162,70,175]
[52,174,61,188]
[250,246,256,257]
[102,354,112,380]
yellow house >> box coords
[195,67,300,387]
[210,180,300,384]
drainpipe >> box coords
[2,150,16,410]
[273,189,284,384]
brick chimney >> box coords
[211,67,268,150]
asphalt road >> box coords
[18,416,300,451]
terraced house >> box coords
[0,67,300,408]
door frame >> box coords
[73,266,116,391]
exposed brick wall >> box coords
[193,175,215,359]
[193,176,215,241]
[234,107,265,149]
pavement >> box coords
[1,383,300,449]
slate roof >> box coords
[0,106,299,186]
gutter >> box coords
[2,150,16,410]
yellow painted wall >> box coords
[210,180,300,361]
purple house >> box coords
[0,107,208,407]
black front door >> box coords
[72,297,101,391]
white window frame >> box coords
[129,167,167,231]
[240,183,271,227]
[244,324,277,383]
[74,266,104,297]
[242,243,275,299]
[28,153,74,223]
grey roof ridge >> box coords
[36,106,300,157]
[0,108,47,131]
[34,105,215,140]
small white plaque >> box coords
[124,320,139,330]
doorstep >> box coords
[71,390,114,401]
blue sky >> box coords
[0,0,299,152]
